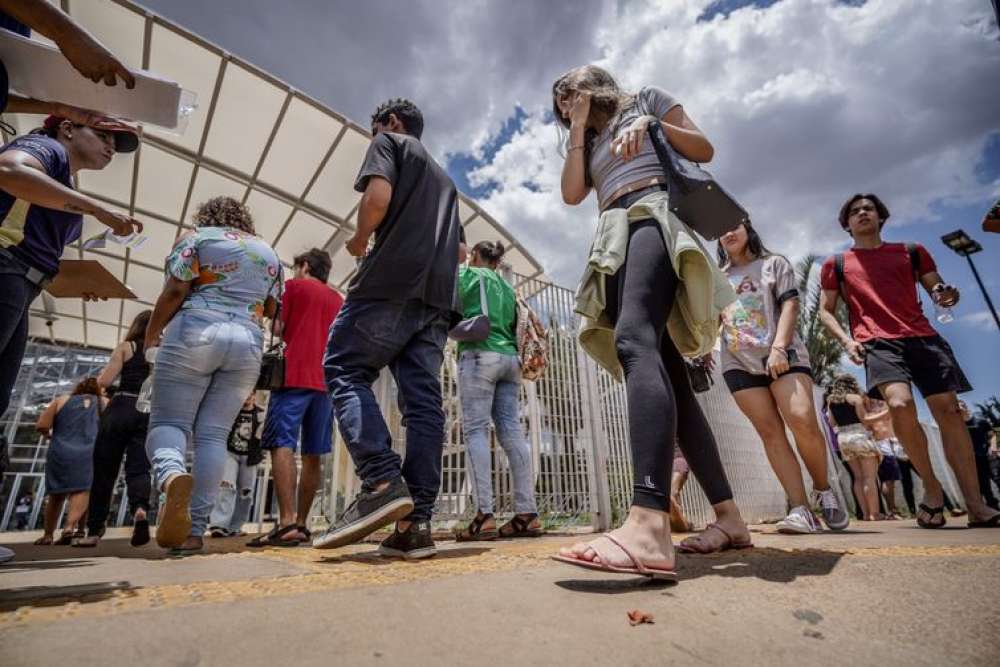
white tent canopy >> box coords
[2,0,545,350]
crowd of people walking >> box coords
[0,6,998,576]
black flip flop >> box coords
[246,524,302,548]
[295,525,312,543]
[131,519,150,547]
[916,503,946,529]
[968,513,1000,528]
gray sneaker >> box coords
[777,506,820,534]
[814,488,850,531]
[313,477,414,550]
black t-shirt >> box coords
[228,406,262,461]
[966,416,994,457]
[351,132,462,317]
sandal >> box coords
[916,503,946,529]
[677,523,752,555]
[33,535,54,546]
[552,532,677,581]
[73,533,102,548]
[968,513,1000,528]
[498,513,543,538]
[455,514,498,542]
[295,526,312,543]
[246,524,303,548]
[131,517,151,547]
[54,531,75,546]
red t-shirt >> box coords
[280,278,343,390]
[819,242,938,343]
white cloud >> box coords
[959,310,999,331]
[468,0,1000,286]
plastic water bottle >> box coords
[932,285,954,324]
[136,347,158,413]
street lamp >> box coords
[941,229,999,332]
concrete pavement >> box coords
[1,520,999,666]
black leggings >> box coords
[605,218,734,511]
[86,394,151,534]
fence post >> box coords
[577,346,612,531]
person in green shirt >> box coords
[454,241,541,541]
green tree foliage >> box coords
[795,255,849,387]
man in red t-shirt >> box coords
[252,249,343,547]
[819,193,1000,530]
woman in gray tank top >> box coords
[551,65,751,579]
[33,377,106,545]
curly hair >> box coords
[371,98,424,139]
[72,377,102,397]
[193,196,256,235]
[826,373,862,405]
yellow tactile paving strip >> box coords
[3,537,998,628]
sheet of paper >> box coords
[0,29,182,128]
[82,229,148,251]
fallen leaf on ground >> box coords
[627,609,655,626]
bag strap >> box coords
[905,242,923,308]
[478,274,489,318]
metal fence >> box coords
[1,279,967,534]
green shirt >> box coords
[457,266,517,356]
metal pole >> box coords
[965,254,1000,332]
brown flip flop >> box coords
[677,523,752,554]
[156,473,193,549]
[552,533,678,581]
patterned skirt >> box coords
[837,424,881,463]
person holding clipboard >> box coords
[0,115,140,421]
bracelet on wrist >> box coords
[568,144,584,152]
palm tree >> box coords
[795,254,848,386]
[975,396,1000,427]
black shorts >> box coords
[723,366,813,393]
[863,335,972,399]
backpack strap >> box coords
[905,242,923,307]
[833,253,847,300]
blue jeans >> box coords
[324,298,450,522]
[145,309,263,537]
[0,252,42,419]
[458,351,537,515]
[208,451,257,533]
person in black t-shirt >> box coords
[961,401,999,510]
[209,393,264,537]
[316,98,462,559]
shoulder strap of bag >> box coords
[478,274,489,318]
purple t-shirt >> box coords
[0,135,82,275]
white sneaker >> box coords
[0,546,14,564]
[776,506,821,534]
[814,488,850,531]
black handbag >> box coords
[448,274,491,342]
[646,120,748,240]
[686,358,713,394]
[256,309,285,391]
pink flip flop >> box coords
[551,532,678,581]
[677,523,753,555]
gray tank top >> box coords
[587,86,680,209]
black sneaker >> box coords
[378,521,437,560]
[312,477,414,550]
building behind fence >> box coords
[1,277,966,533]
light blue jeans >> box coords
[458,351,537,515]
[208,451,257,534]
[146,309,262,537]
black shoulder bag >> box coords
[646,119,748,240]
[448,274,491,342]
[256,307,285,391]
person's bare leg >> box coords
[880,383,944,519]
[860,457,881,521]
[733,387,809,507]
[669,470,690,533]
[847,459,870,519]
[771,374,831,492]
[41,493,65,541]
[926,393,1000,523]
[295,454,322,528]
[881,480,899,517]
[559,505,675,571]
[270,447,302,537]
[64,491,90,533]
